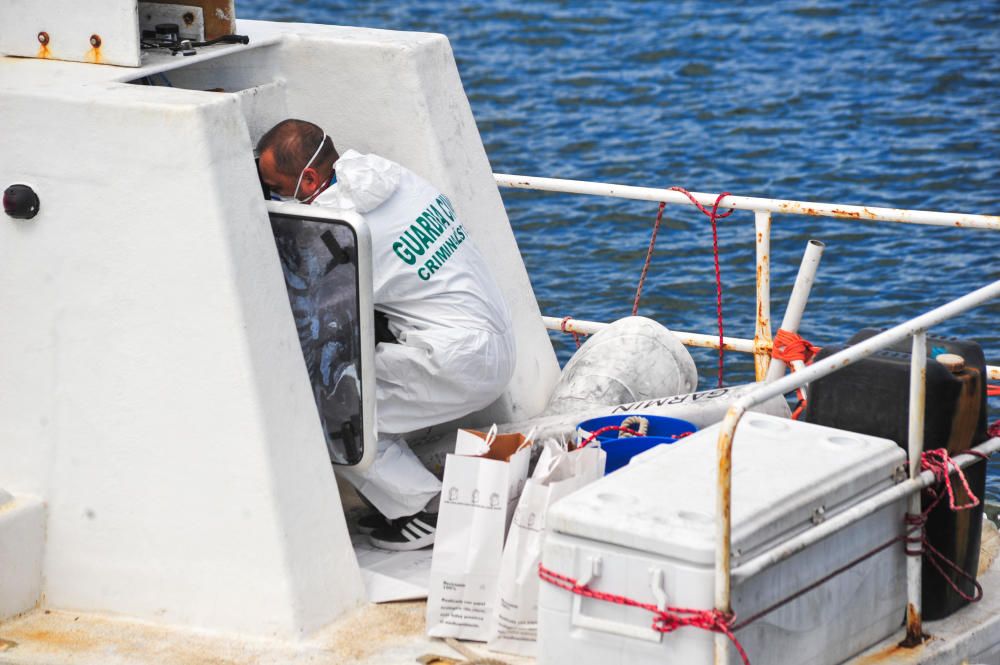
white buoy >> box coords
[542,316,699,416]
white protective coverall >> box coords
[314,150,515,519]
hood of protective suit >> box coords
[327,149,402,213]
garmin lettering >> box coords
[610,388,730,413]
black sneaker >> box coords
[355,512,390,535]
[368,511,437,551]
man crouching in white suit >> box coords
[257,119,516,550]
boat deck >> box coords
[0,601,531,665]
[1,524,995,665]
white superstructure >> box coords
[0,4,998,665]
[0,13,559,640]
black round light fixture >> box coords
[3,184,40,219]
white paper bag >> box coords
[426,425,534,641]
[487,439,606,656]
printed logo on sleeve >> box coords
[391,195,469,280]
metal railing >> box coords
[495,173,1000,381]
[711,279,1000,664]
[495,174,1000,662]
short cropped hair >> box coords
[257,119,339,176]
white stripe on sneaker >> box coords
[411,518,435,533]
[368,514,436,551]
[407,522,430,537]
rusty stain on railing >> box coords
[900,602,928,648]
[852,639,927,664]
[713,406,741,664]
[753,211,772,380]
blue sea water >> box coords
[240,1,999,495]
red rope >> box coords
[576,425,694,449]
[538,563,751,665]
[905,508,984,603]
[560,316,585,349]
[632,201,667,316]
[988,384,1000,397]
[920,448,980,511]
[576,425,642,449]
[670,188,734,388]
[901,448,989,603]
[630,188,733,387]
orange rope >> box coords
[771,329,820,419]
[772,328,820,365]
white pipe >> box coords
[714,405,744,665]
[494,173,1000,230]
[544,316,1000,383]
[541,316,756,353]
[728,280,1000,412]
[731,437,1000,582]
[754,212,773,381]
[764,240,825,383]
[905,331,927,642]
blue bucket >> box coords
[576,414,697,474]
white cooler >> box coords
[538,413,908,665]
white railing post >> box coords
[764,240,825,383]
[904,331,927,645]
[753,212,772,381]
[714,404,744,665]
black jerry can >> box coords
[802,330,987,621]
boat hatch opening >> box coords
[266,202,377,471]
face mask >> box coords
[291,132,328,202]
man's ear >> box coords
[300,167,320,195]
